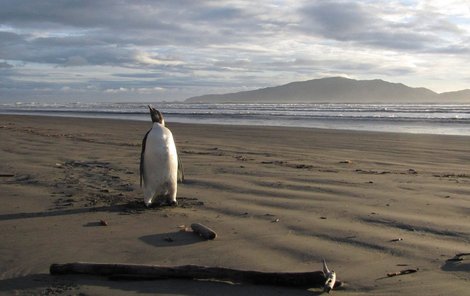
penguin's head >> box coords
[148,105,165,126]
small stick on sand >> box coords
[191,223,217,240]
[447,252,470,262]
[390,238,403,242]
[387,268,418,277]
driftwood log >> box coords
[191,223,217,240]
[50,262,343,289]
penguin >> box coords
[140,105,180,207]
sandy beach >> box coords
[0,114,469,295]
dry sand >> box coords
[0,114,469,295]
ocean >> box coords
[1,102,470,136]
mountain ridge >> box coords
[185,77,470,103]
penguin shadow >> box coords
[140,231,205,247]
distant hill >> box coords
[185,77,470,103]
[439,89,470,101]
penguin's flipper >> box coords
[177,149,184,183]
[140,129,151,187]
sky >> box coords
[0,0,469,103]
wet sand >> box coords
[0,114,469,295]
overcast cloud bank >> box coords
[1,0,469,102]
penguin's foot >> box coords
[168,199,178,206]
[152,198,178,207]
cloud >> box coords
[299,1,434,50]
[297,0,470,55]
[0,0,469,101]
[0,61,13,69]
[0,0,175,30]
[134,52,184,66]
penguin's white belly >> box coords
[142,125,178,206]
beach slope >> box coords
[0,115,469,295]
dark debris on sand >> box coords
[52,159,138,210]
[119,197,204,215]
[53,159,204,214]
[2,158,203,215]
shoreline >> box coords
[2,101,470,137]
[1,113,470,138]
[1,114,469,295]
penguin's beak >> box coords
[148,105,164,125]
